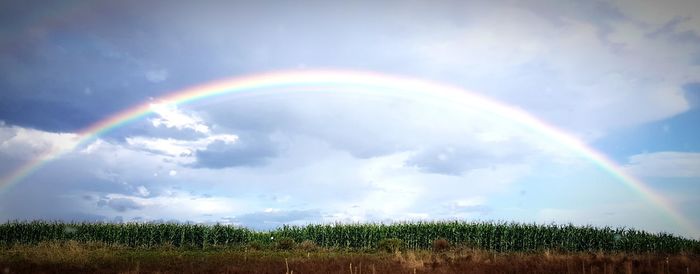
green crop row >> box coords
[0,221,697,254]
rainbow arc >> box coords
[0,70,694,235]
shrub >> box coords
[299,240,318,251]
[247,240,266,251]
[378,238,403,253]
[433,238,450,252]
[276,237,296,250]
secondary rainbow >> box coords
[0,69,695,235]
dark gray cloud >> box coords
[518,0,626,39]
[0,7,179,132]
[225,209,322,230]
[0,99,98,132]
[0,129,180,222]
[198,94,429,159]
[647,16,700,44]
[0,150,134,196]
[0,0,696,137]
[0,169,110,222]
[100,197,142,213]
[192,136,278,169]
[406,144,533,175]
[0,0,421,132]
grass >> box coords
[2,221,699,272]
[1,241,698,273]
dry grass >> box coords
[432,238,450,252]
[298,240,319,252]
[2,240,122,266]
[1,242,698,273]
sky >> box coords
[0,0,699,238]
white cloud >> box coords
[0,112,697,237]
[624,152,700,178]
[453,197,487,208]
[136,185,150,197]
[149,103,210,134]
[126,137,193,157]
[91,190,243,220]
[145,69,169,83]
[0,125,80,159]
[398,2,698,136]
[80,139,105,154]
[125,134,237,158]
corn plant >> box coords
[1,220,698,254]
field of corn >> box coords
[1,221,698,254]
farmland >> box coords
[1,221,699,273]
[2,221,698,253]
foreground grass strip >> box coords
[1,243,699,274]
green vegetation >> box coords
[1,221,698,254]
[275,236,296,250]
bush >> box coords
[276,237,296,250]
[246,240,267,251]
[433,238,450,252]
[378,238,403,253]
[298,240,318,251]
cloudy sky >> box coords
[0,0,699,238]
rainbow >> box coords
[0,69,695,234]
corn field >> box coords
[1,221,698,254]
